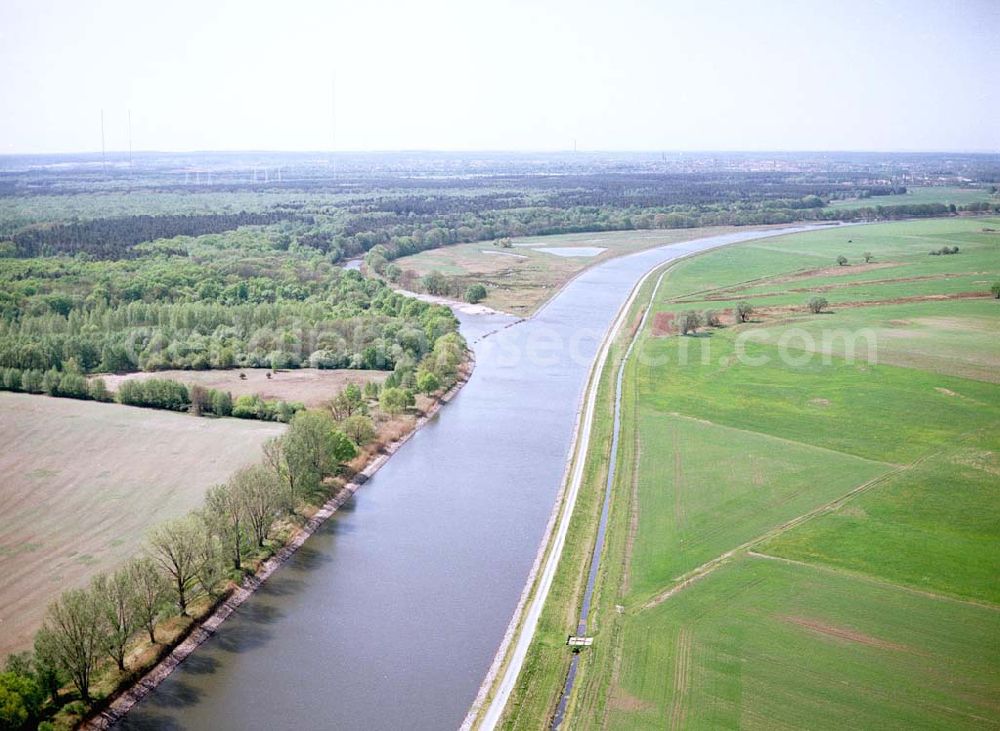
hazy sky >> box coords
[1,0,997,154]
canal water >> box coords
[117,228,814,730]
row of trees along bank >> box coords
[0,333,468,730]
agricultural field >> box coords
[0,392,284,657]
[827,185,996,209]
[99,367,387,408]
[500,217,1000,729]
[390,226,758,315]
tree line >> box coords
[3,212,306,259]
[0,269,459,375]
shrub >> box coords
[233,394,266,419]
[42,369,61,396]
[464,283,487,304]
[21,369,44,393]
[1,367,22,391]
[211,389,233,417]
[57,372,89,399]
[677,310,702,335]
[88,378,112,402]
[735,301,754,323]
[343,414,376,445]
[416,370,441,394]
[273,400,297,423]
[836,255,848,266]
[117,378,190,410]
[421,271,448,296]
[379,386,414,415]
[0,671,43,729]
[703,309,722,327]
[808,296,829,314]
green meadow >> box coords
[499,217,1000,729]
[605,557,1000,731]
[827,185,996,209]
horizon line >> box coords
[2,147,1000,158]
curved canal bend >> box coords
[117,227,815,731]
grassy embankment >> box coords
[497,217,1000,729]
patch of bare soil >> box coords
[652,311,676,337]
[781,616,912,652]
[97,368,387,408]
[787,261,901,280]
[809,398,831,407]
[608,687,654,713]
[950,449,1000,477]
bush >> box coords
[836,255,848,266]
[379,386,414,415]
[57,372,89,399]
[233,394,265,419]
[677,310,702,335]
[464,283,487,304]
[807,296,829,314]
[1,367,22,391]
[343,414,376,445]
[88,377,112,402]
[421,271,448,296]
[211,389,233,417]
[273,401,297,423]
[42,368,61,396]
[0,671,43,729]
[117,378,190,410]
[416,370,441,394]
[20,369,43,393]
[308,349,348,369]
[735,301,754,323]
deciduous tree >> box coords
[34,588,104,704]
[129,557,168,644]
[147,517,200,615]
[92,568,138,672]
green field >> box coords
[607,556,1000,730]
[827,186,996,209]
[496,217,1000,729]
[626,412,888,602]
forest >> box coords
[1,151,997,384]
[0,225,459,378]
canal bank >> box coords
[114,227,817,731]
